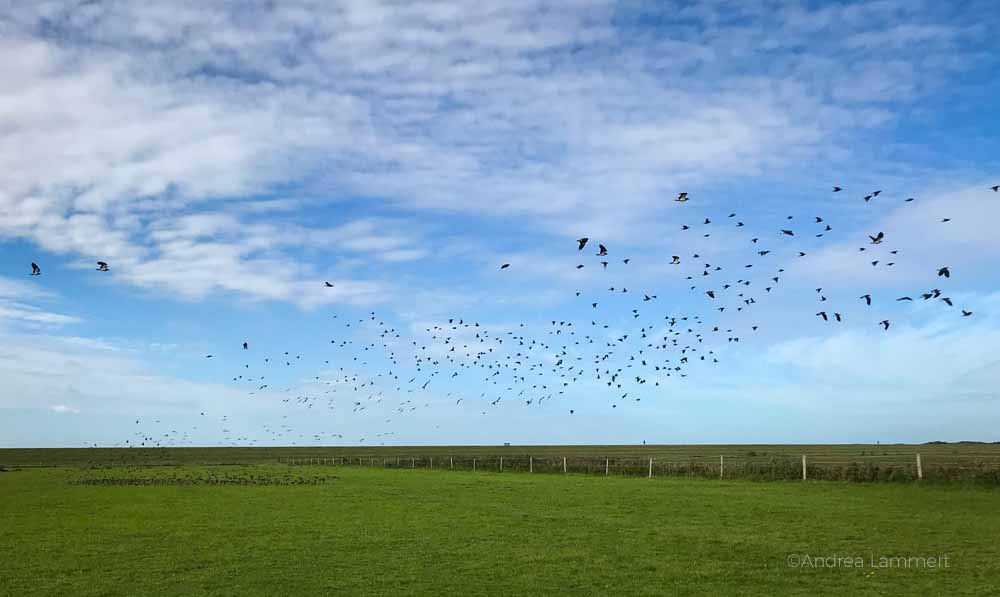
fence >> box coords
[279,453,1000,483]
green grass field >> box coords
[2,463,999,596]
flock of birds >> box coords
[24,185,997,447]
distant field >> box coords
[4,444,1000,482]
[2,465,998,596]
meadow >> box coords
[4,443,1000,482]
[2,452,999,595]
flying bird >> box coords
[243,342,248,350]
[325,281,334,287]
[96,261,109,271]
[869,232,884,244]
[30,262,41,276]
[963,310,973,316]
[816,312,828,321]
[596,244,608,256]
[780,230,794,236]
[577,238,589,251]
[937,267,950,278]
[500,263,510,269]
[860,294,871,305]
[879,320,890,331]
[675,192,689,202]
[833,186,842,192]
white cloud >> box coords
[1,0,993,310]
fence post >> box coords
[530,457,533,473]
[499,457,503,472]
[720,455,724,480]
[450,457,453,469]
[473,458,477,472]
[916,453,923,480]
[648,458,653,479]
[801,455,807,480]
[411,457,415,468]
[563,457,567,473]
[430,457,433,469]
[605,458,609,476]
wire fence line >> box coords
[280,453,1000,483]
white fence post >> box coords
[411,457,415,468]
[720,455,724,480]
[648,458,653,479]
[499,457,503,472]
[530,457,533,473]
[450,457,453,469]
[802,455,807,480]
[473,458,477,472]
[563,457,567,473]
[430,457,433,469]
[605,458,609,476]
[916,453,923,480]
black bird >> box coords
[896,297,912,301]
[942,218,951,223]
[879,320,890,331]
[869,232,884,244]
[324,281,334,287]
[833,186,842,192]
[937,267,950,278]
[963,310,973,316]
[596,244,608,256]
[623,259,630,264]
[705,291,716,299]
[96,261,109,271]
[675,192,689,202]
[905,197,914,202]
[860,294,871,305]
[500,263,510,269]
[834,313,842,322]
[670,256,680,265]
[941,297,953,307]
[577,238,589,251]
[816,312,828,321]
[30,262,41,276]
[243,342,248,350]
[780,229,794,236]
[991,186,999,192]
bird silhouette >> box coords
[577,238,589,251]
[30,262,41,276]
[96,261,109,271]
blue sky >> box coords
[2,0,1000,447]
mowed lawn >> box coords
[2,467,998,596]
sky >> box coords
[2,0,1000,448]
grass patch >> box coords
[2,466,998,595]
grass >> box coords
[4,443,999,483]
[2,465,999,595]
